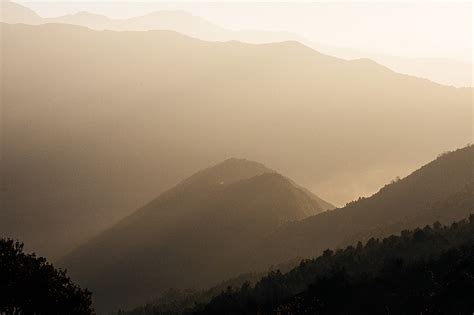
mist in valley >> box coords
[0,1,473,314]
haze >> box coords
[9,1,473,87]
[0,1,473,314]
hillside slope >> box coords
[252,146,474,266]
[120,146,474,315]
[59,159,332,312]
[1,23,471,258]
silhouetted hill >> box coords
[252,146,474,266]
[2,22,471,259]
[59,159,332,312]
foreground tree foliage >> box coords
[0,239,94,314]
[196,215,474,315]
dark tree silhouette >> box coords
[195,215,474,315]
[0,239,94,314]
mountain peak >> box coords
[178,157,273,189]
[218,157,270,169]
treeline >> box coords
[118,259,300,315]
[118,214,474,315]
[197,215,474,314]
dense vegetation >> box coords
[0,239,94,314]
[277,245,474,314]
[197,215,474,314]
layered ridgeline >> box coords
[0,0,303,43]
[2,22,471,258]
[121,146,473,315]
[2,1,471,87]
[59,159,333,312]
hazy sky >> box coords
[15,1,473,62]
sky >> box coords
[14,1,473,63]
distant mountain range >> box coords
[59,159,334,312]
[0,1,304,44]
[1,0,471,87]
[1,22,471,261]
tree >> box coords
[0,239,94,314]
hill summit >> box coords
[60,158,333,312]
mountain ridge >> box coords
[2,0,471,87]
[250,145,474,267]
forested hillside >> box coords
[197,215,474,314]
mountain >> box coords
[44,11,113,30]
[1,1,471,87]
[1,22,471,259]
[0,1,42,25]
[44,10,307,45]
[307,43,473,87]
[0,1,299,44]
[251,145,474,267]
[43,10,231,41]
[59,158,333,312]
[119,146,474,314]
